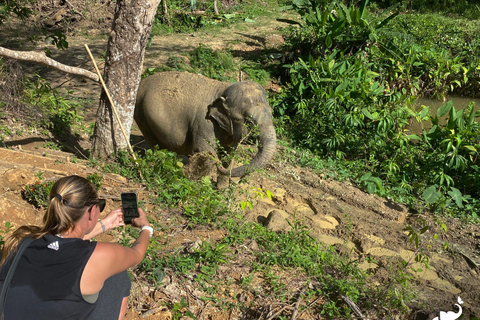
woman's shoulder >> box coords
[33,234,97,254]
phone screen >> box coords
[121,193,139,224]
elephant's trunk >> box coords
[221,105,277,177]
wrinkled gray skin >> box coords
[134,71,276,177]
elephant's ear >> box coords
[209,97,233,135]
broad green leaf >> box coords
[360,172,372,181]
[447,187,463,208]
[437,100,453,117]
[325,35,332,48]
[419,106,430,119]
[339,61,346,74]
[339,3,351,24]
[423,185,441,204]
[361,108,373,120]
[468,105,476,125]
[464,145,477,153]
[407,134,421,140]
[359,0,368,19]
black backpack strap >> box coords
[0,237,34,316]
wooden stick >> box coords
[265,304,291,320]
[290,291,303,320]
[84,44,137,162]
[341,295,364,319]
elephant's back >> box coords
[136,71,226,107]
[134,71,228,154]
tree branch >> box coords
[0,46,99,83]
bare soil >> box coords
[1,2,480,319]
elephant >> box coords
[134,71,277,177]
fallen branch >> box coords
[0,46,100,83]
[265,304,291,320]
[297,295,323,318]
[341,295,365,319]
[291,290,303,320]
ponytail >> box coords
[1,175,98,264]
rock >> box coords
[430,278,462,295]
[366,247,398,257]
[246,239,259,252]
[258,196,275,206]
[272,188,286,203]
[310,215,338,230]
[354,234,386,253]
[1,169,36,191]
[264,209,290,232]
[364,234,385,246]
[408,262,438,281]
[295,204,315,216]
[400,249,416,262]
[315,234,355,249]
[357,261,378,271]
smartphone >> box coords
[121,192,139,224]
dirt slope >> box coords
[1,4,480,319]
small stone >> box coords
[366,247,398,257]
[296,205,315,216]
[265,210,290,232]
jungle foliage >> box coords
[1,0,479,317]
[274,0,480,219]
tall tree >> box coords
[92,0,161,157]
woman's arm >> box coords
[80,208,152,295]
[84,209,125,240]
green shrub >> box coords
[275,0,480,218]
[106,147,228,223]
[189,44,236,81]
[23,180,55,208]
[370,0,480,19]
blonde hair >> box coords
[1,175,98,264]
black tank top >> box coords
[0,234,98,319]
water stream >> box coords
[407,96,480,134]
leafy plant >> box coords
[0,0,34,24]
[189,44,236,81]
[275,0,480,218]
[23,180,55,208]
[0,222,14,246]
[86,173,103,191]
[24,76,84,135]
[170,297,196,320]
[240,187,273,211]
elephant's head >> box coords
[208,81,276,177]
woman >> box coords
[0,175,153,319]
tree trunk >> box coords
[92,0,161,158]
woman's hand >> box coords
[131,208,150,228]
[101,208,125,231]
[84,208,125,240]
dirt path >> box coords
[1,10,480,319]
